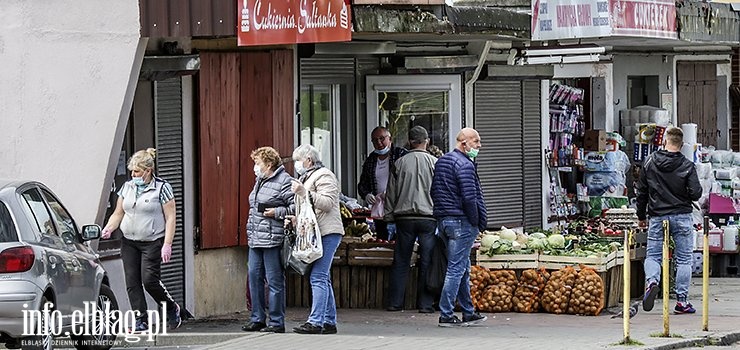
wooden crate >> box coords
[285,265,419,309]
[476,251,539,269]
[539,251,618,272]
[332,242,348,266]
[347,242,396,267]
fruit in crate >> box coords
[340,203,352,219]
[344,220,371,237]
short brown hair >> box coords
[251,147,282,170]
[665,127,683,147]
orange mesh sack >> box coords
[567,266,605,316]
[541,266,577,314]
[470,265,491,307]
[513,268,550,313]
[477,283,515,313]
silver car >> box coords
[0,180,118,350]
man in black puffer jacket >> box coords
[637,126,702,315]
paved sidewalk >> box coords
[125,277,740,349]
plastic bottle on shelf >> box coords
[723,216,738,252]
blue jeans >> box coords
[438,217,477,319]
[307,233,342,326]
[248,246,285,327]
[644,214,694,302]
[387,219,437,310]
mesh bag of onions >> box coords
[475,269,517,313]
[541,266,577,314]
[566,266,605,316]
[513,268,550,313]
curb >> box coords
[644,332,740,350]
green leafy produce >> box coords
[480,234,501,250]
[548,234,566,249]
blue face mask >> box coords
[133,177,147,187]
[374,145,390,156]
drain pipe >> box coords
[464,40,493,127]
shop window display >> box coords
[377,90,450,155]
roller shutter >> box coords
[154,78,185,307]
[474,80,542,229]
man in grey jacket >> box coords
[384,126,438,313]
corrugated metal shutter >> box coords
[154,78,185,307]
[475,81,524,228]
[474,80,542,229]
[522,81,543,228]
[300,58,355,84]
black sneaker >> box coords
[260,325,285,333]
[293,322,322,334]
[643,282,659,312]
[386,306,402,312]
[674,302,696,314]
[241,321,267,332]
[438,315,463,327]
[462,312,487,326]
[321,323,337,334]
[167,303,182,330]
[132,319,148,333]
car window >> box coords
[41,189,79,244]
[21,188,57,237]
[0,201,18,242]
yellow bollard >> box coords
[662,220,670,337]
[622,229,632,343]
[702,216,709,331]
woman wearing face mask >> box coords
[101,148,182,331]
[289,144,344,334]
[241,146,295,333]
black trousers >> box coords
[121,237,177,321]
[387,219,437,310]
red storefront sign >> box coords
[237,0,352,46]
[609,0,677,38]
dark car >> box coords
[0,180,118,350]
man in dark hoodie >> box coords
[637,127,702,314]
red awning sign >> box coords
[238,0,352,46]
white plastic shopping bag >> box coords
[293,192,323,264]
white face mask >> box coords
[253,164,263,178]
[294,160,307,175]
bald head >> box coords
[456,127,481,155]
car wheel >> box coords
[71,285,118,350]
[24,296,54,350]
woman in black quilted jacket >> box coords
[241,147,295,334]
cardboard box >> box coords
[583,130,607,152]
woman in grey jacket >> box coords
[242,147,295,333]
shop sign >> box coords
[237,0,352,46]
[532,0,611,40]
[532,0,676,40]
[610,0,677,39]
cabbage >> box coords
[480,234,500,250]
[515,232,529,246]
[527,238,548,250]
[492,240,513,254]
[530,232,547,240]
[499,226,517,242]
[547,234,566,249]
[512,241,523,250]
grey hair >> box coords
[292,144,324,166]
